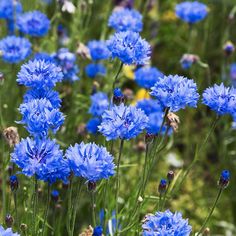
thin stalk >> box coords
[71,179,83,236]
[91,191,96,226]
[112,62,123,94]
[13,191,18,225]
[196,188,223,236]
[66,178,73,235]
[33,177,38,236]
[115,139,124,235]
[42,183,51,236]
[161,184,170,211]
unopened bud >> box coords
[20,223,28,232]
[113,88,125,105]
[223,41,235,56]
[5,214,13,227]
[167,170,175,183]
[158,179,167,195]
[145,133,155,144]
[51,190,59,202]
[88,181,96,192]
[9,175,18,192]
[218,170,230,189]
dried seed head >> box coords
[3,126,20,147]
[79,225,93,236]
[166,113,180,132]
[76,42,91,59]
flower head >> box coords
[19,98,64,137]
[180,54,199,70]
[218,170,230,188]
[17,10,50,37]
[23,89,61,109]
[85,63,106,78]
[0,225,20,236]
[107,31,151,65]
[89,92,109,117]
[87,40,110,61]
[93,226,103,236]
[98,103,149,140]
[17,59,63,89]
[53,48,80,82]
[0,0,22,20]
[135,67,164,89]
[202,83,236,115]
[65,142,115,182]
[136,99,163,116]
[108,8,143,32]
[11,138,69,183]
[0,36,31,64]
[175,1,208,24]
[150,75,199,112]
[86,117,101,134]
[223,41,235,56]
[142,210,192,236]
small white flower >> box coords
[62,1,76,14]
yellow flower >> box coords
[132,89,150,105]
[123,65,135,79]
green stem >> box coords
[33,177,38,236]
[112,62,123,95]
[71,179,83,236]
[196,188,223,236]
[13,191,18,225]
[91,191,96,226]
[161,184,170,211]
[66,178,73,235]
[42,183,51,236]
[115,139,124,235]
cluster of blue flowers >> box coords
[175,1,208,24]
[86,92,109,134]
[85,40,109,78]
[134,66,164,89]
[11,59,70,183]
[150,75,200,112]
[98,103,148,140]
[142,210,192,236]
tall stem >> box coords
[115,139,124,235]
[91,191,96,226]
[42,183,51,236]
[112,63,123,95]
[33,176,38,236]
[196,188,223,236]
[13,191,18,225]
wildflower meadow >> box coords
[0,0,236,235]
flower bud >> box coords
[5,214,13,227]
[93,226,103,236]
[88,181,96,192]
[113,88,125,105]
[218,170,230,189]
[158,179,167,195]
[167,170,175,183]
[180,54,199,70]
[223,41,235,56]
[145,133,155,144]
[9,175,18,192]
[20,223,28,233]
[51,190,59,202]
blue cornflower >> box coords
[86,117,101,134]
[142,210,192,236]
[150,75,200,112]
[202,83,236,116]
[107,31,151,65]
[23,89,61,109]
[65,142,115,182]
[11,137,69,183]
[85,63,106,78]
[51,190,59,201]
[89,92,109,117]
[0,36,31,64]
[98,103,149,140]
[93,226,103,236]
[17,10,50,37]
[19,98,64,137]
[146,112,171,135]
[87,40,110,61]
[0,225,20,236]
[0,0,22,19]
[175,1,208,24]
[17,59,63,89]
[219,170,230,188]
[136,99,163,116]
[134,67,164,89]
[108,8,143,32]
[53,48,80,82]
